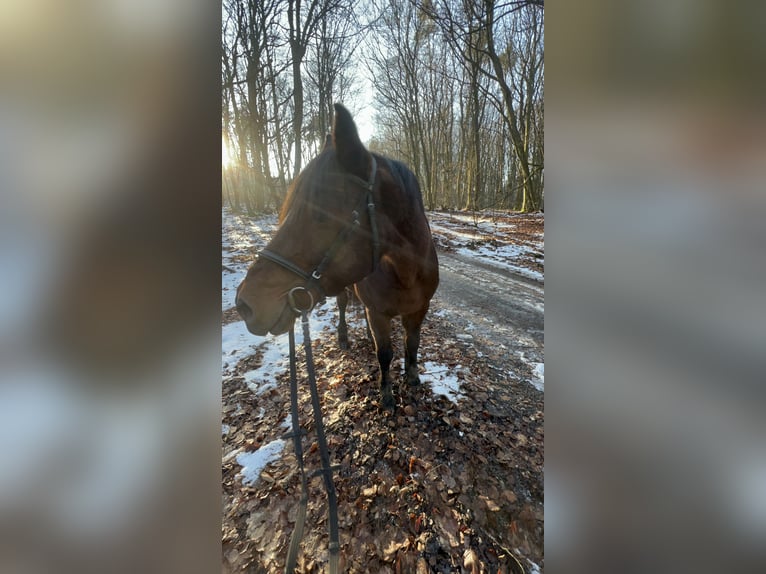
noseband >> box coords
[259,155,380,314]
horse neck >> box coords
[377,188,430,254]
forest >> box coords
[222,0,544,214]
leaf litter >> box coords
[222,209,544,573]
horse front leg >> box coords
[402,307,428,386]
[366,308,394,410]
[336,289,349,350]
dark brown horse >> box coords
[235,104,439,409]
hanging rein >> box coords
[258,156,379,574]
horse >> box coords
[235,104,439,409]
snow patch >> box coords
[241,339,289,395]
[531,362,544,391]
[456,244,543,282]
[517,351,544,392]
[221,269,245,307]
[222,292,342,394]
[421,361,463,404]
[221,210,279,311]
[236,439,285,486]
[429,211,544,282]
[221,320,262,372]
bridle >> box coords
[257,155,380,574]
[258,155,380,316]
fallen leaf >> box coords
[362,485,377,498]
[463,548,480,574]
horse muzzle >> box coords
[236,292,295,336]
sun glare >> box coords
[222,138,235,169]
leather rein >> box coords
[259,156,379,573]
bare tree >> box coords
[287,0,354,177]
[415,0,544,211]
[307,6,359,134]
[222,0,287,212]
[221,0,543,214]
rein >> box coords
[283,310,340,574]
[268,156,379,573]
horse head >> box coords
[236,104,378,335]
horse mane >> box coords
[279,150,336,224]
[280,149,425,234]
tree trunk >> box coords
[470,59,482,212]
[291,46,304,178]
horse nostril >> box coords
[235,297,252,321]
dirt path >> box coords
[434,252,544,374]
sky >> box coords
[351,64,377,144]
[355,103,375,144]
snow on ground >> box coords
[420,361,464,404]
[455,243,541,281]
[222,210,278,311]
[429,211,544,282]
[236,439,286,486]
[244,369,278,396]
[222,302,341,375]
[222,320,262,373]
[532,362,544,391]
[514,351,545,392]
[222,301,347,484]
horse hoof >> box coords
[382,394,396,410]
[338,338,349,350]
[406,373,421,386]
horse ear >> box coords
[332,103,369,176]
[321,133,333,152]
